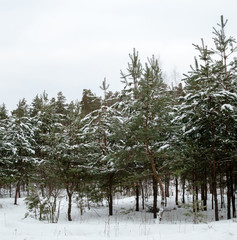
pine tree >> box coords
[175,16,237,221]
[5,99,37,204]
[81,88,123,216]
[120,50,172,220]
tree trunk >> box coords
[14,181,20,205]
[165,175,170,198]
[165,175,169,207]
[201,183,205,207]
[182,178,185,204]
[230,164,236,218]
[195,185,199,212]
[212,172,219,221]
[226,163,231,219]
[145,139,164,221]
[141,183,145,210]
[66,187,73,221]
[220,173,224,209]
[108,175,113,216]
[201,181,207,211]
[175,178,178,205]
[9,184,12,198]
[153,176,158,219]
[135,183,139,211]
[204,181,207,211]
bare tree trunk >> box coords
[145,139,164,221]
[226,163,231,219]
[135,183,139,211]
[230,164,236,218]
[153,176,158,219]
[204,181,208,211]
[108,175,113,216]
[141,183,145,210]
[195,185,199,212]
[14,181,20,205]
[212,169,219,221]
[182,178,185,204]
[165,175,169,207]
[201,181,207,211]
[175,178,178,205]
[9,184,12,198]
[220,173,224,208]
[66,187,73,221]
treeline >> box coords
[0,16,237,222]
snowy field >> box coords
[0,195,237,240]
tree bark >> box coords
[14,181,20,205]
[226,163,231,219]
[108,175,113,216]
[230,164,236,218]
[153,176,158,219]
[9,184,12,198]
[175,178,178,205]
[196,185,199,212]
[135,183,139,211]
[141,183,145,210]
[145,139,165,221]
[66,187,73,221]
[182,178,185,204]
[220,173,224,209]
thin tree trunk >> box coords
[141,183,145,210]
[220,173,224,208]
[230,164,236,218]
[18,185,21,198]
[108,175,113,216]
[212,172,219,221]
[14,181,20,205]
[175,178,178,205]
[226,163,231,219]
[165,175,169,207]
[135,183,139,211]
[9,184,12,198]
[201,181,207,211]
[153,176,158,219]
[182,178,185,204]
[204,181,207,211]
[201,183,205,207]
[26,179,29,197]
[196,185,199,212]
[165,175,170,198]
[145,139,165,221]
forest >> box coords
[0,16,236,224]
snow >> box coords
[221,104,234,111]
[1,196,237,240]
[158,144,170,152]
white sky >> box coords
[0,0,237,110]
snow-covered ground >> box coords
[0,195,237,240]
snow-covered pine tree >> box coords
[81,87,124,216]
[175,16,237,221]
[120,50,172,220]
[5,99,37,204]
[0,104,10,188]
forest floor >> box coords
[0,194,237,240]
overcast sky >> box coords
[0,0,237,111]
